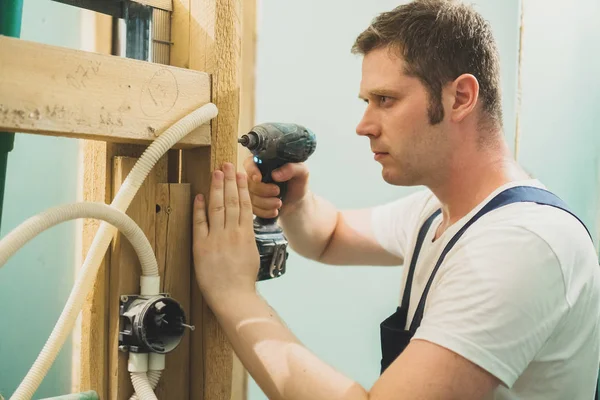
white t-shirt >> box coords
[371,179,600,399]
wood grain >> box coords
[108,156,167,400]
[79,141,113,399]
[183,0,242,399]
[231,0,257,398]
[154,184,192,399]
[0,36,211,148]
[170,0,192,69]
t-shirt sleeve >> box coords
[412,225,567,388]
[370,189,433,261]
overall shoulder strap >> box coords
[408,185,592,333]
[400,209,442,312]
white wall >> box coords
[250,0,522,397]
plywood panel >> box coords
[0,36,211,148]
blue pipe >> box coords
[0,0,23,231]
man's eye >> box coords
[379,96,392,105]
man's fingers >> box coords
[250,194,282,211]
[209,169,225,230]
[243,156,262,183]
[237,171,254,226]
[272,162,308,183]
[223,163,239,227]
[249,182,280,197]
[253,206,279,219]
[193,194,209,239]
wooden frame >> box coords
[1,0,255,398]
[0,36,212,148]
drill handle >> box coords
[256,161,287,225]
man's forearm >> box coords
[209,292,369,400]
[279,191,339,261]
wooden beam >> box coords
[77,13,115,398]
[154,183,192,399]
[79,141,113,400]
[0,36,211,148]
[173,0,242,398]
[231,0,257,399]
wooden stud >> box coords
[230,0,257,399]
[79,141,114,399]
[0,36,211,148]
[77,14,114,398]
[154,184,192,400]
[172,0,242,399]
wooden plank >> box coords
[0,36,211,148]
[78,141,113,399]
[182,0,242,399]
[108,156,166,400]
[77,15,113,397]
[154,184,192,400]
[231,0,257,398]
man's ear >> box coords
[447,73,479,123]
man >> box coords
[192,0,600,399]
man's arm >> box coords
[244,157,402,266]
[279,191,403,266]
[210,292,500,400]
[193,163,500,400]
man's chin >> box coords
[381,168,418,187]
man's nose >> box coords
[356,108,380,138]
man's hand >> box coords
[243,156,311,218]
[192,162,260,307]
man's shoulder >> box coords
[471,191,594,262]
[457,188,599,306]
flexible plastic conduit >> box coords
[130,373,158,400]
[130,370,162,400]
[0,203,158,399]
[9,103,218,400]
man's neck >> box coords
[428,140,530,239]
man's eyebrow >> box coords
[358,88,402,99]
[370,88,401,97]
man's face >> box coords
[357,46,449,186]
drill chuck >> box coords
[238,133,260,150]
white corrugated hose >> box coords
[5,103,218,400]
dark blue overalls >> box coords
[379,186,599,398]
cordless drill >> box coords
[238,123,317,281]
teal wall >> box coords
[0,1,82,398]
[517,0,600,248]
[251,0,599,398]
